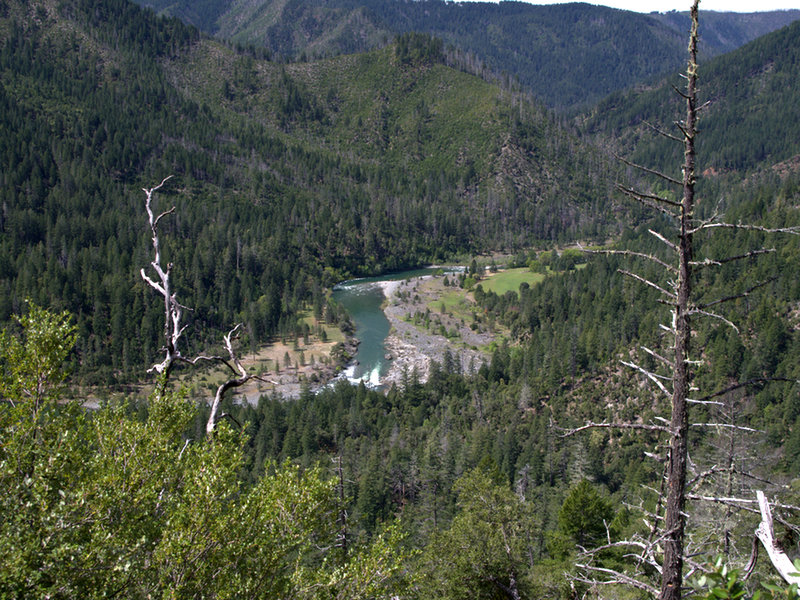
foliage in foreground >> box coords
[693,558,800,600]
[0,305,413,599]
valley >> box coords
[304,266,545,394]
[3,0,800,598]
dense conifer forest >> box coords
[0,0,612,382]
[134,0,800,110]
[2,0,800,598]
[582,18,800,175]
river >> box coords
[331,267,460,387]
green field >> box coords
[478,268,547,296]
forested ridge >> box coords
[2,0,800,597]
[213,167,800,577]
[0,0,611,382]
[582,17,800,176]
[134,0,800,110]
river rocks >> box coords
[380,275,490,386]
[382,334,431,387]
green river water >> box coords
[331,267,458,387]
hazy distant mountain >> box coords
[651,8,800,55]
[133,0,800,110]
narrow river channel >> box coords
[331,267,459,386]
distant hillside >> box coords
[134,0,800,110]
[582,17,800,177]
[652,8,800,54]
[132,0,232,32]
[0,0,612,380]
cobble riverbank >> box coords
[379,275,493,386]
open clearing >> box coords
[478,267,546,296]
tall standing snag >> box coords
[659,3,699,597]
[594,6,701,595]
[569,1,800,597]
[140,177,274,434]
[140,175,180,379]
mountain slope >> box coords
[652,8,800,54]
[216,0,387,58]
[0,0,612,380]
[582,17,800,176]
[134,0,800,110]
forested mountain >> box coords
[3,0,800,597]
[0,0,611,382]
[651,8,800,53]
[134,0,800,110]
[582,17,800,178]
[226,172,800,599]
[207,18,800,594]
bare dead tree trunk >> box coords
[565,0,800,594]
[660,4,698,598]
[140,176,179,386]
[205,323,254,436]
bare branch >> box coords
[696,277,777,311]
[649,228,679,252]
[686,464,728,489]
[756,490,800,585]
[179,353,227,367]
[645,451,667,463]
[178,438,191,460]
[685,308,739,333]
[589,249,677,274]
[616,184,681,208]
[619,269,677,302]
[614,153,683,186]
[206,324,251,435]
[690,248,776,268]
[671,84,691,101]
[659,323,677,336]
[140,270,166,296]
[621,359,673,398]
[689,423,761,433]
[642,345,672,367]
[673,120,690,139]
[743,535,759,580]
[580,538,662,573]
[573,565,660,596]
[685,398,725,406]
[560,420,670,437]
[153,206,176,230]
[695,378,798,403]
[690,221,800,236]
[686,494,762,519]
[142,175,173,196]
[644,120,683,143]
[615,186,680,219]
[218,412,243,429]
[738,469,786,489]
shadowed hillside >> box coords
[135,0,800,110]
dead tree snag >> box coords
[140,177,274,434]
